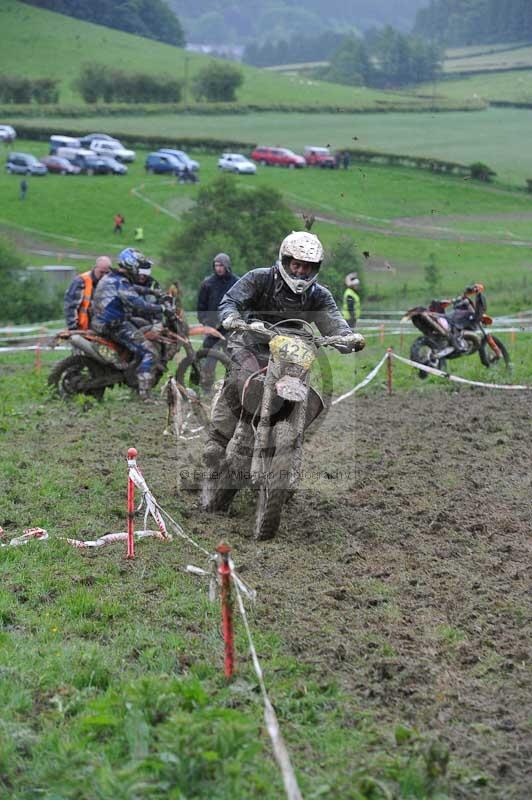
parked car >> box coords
[250,146,306,168]
[0,125,16,142]
[158,148,200,172]
[98,156,128,175]
[80,133,121,148]
[218,153,257,174]
[303,146,336,168]
[145,152,183,175]
[6,152,47,175]
[40,156,81,175]
[49,135,81,154]
[90,139,135,162]
[71,151,112,175]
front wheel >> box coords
[479,335,511,369]
[176,347,231,400]
[255,420,296,541]
[48,355,110,400]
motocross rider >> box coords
[91,248,165,401]
[203,231,365,465]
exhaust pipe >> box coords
[70,334,112,366]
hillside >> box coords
[166,0,427,45]
[0,0,447,110]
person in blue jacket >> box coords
[91,248,164,400]
[196,252,238,392]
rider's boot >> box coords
[138,373,156,403]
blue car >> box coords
[145,152,184,175]
[158,149,200,173]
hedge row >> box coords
[344,148,475,177]
[0,97,486,118]
[9,124,495,180]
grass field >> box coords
[417,70,532,106]
[7,107,532,187]
[0,0,443,112]
[2,140,532,314]
[443,44,532,73]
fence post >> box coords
[126,447,138,559]
[34,326,46,372]
[380,323,385,344]
[217,542,235,679]
[386,347,393,395]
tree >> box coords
[322,236,364,303]
[323,36,372,86]
[161,176,298,300]
[0,236,62,323]
[192,61,244,102]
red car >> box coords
[304,146,336,168]
[41,156,81,175]
[250,146,306,168]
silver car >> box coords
[218,153,257,174]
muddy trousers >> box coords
[94,320,155,375]
[208,347,266,447]
[200,334,224,391]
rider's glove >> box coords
[248,320,270,336]
[321,332,366,352]
[221,313,247,332]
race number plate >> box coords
[269,335,315,369]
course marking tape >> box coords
[331,352,388,405]
[230,560,303,800]
[390,351,531,390]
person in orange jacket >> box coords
[63,256,112,330]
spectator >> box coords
[342,273,361,329]
[342,151,350,170]
[196,252,238,392]
[134,226,144,243]
[113,213,125,234]
[20,178,28,201]
[64,255,112,330]
[334,151,341,169]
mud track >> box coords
[173,388,531,798]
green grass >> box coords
[443,45,532,73]
[418,69,532,106]
[0,0,442,112]
[0,351,479,799]
[8,107,532,186]
[3,140,532,314]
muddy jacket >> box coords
[219,265,352,347]
[91,272,162,327]
[197,271,238,328]
[64,270,101,330]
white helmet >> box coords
[345,272,360,289]
[278,231,324,295]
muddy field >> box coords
[172,387,531,798]
[4,377,530,797]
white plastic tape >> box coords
[331,352,389,405]
[391,351,531,390]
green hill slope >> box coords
[0,0,476,111]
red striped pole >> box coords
[386,347,393,395]
[217,543,235,679]
[126,447,138,559]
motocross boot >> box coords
[138,373,156,404]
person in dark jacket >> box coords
[196,253,238,391]
[64,256,112,330]
[203,232,365,465]
[91,248,164,401]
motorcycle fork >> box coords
[486,333,502,358]
[250,365,277,479]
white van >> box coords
[50,135,81,154]
[55,146,94,162]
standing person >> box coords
[19,178,28,201]
[342,150,350,170]
[196,253,238,392]
[134,226,144,243]
[342,273,361,329]
[63,255,112,330]
[113,213,125,234]
[91,248,165,401]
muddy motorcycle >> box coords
[403,283,510,378]
[49,300,230,400]
[201,319,342,541]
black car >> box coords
[72,152,112,175]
